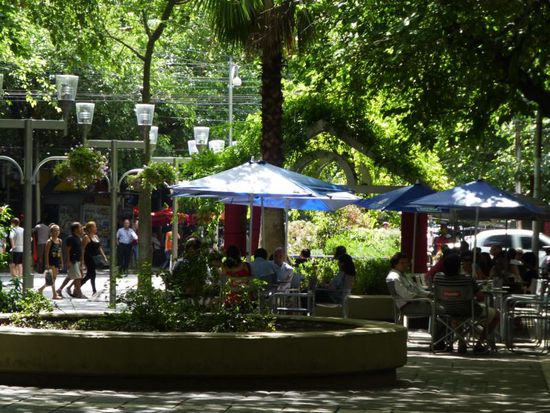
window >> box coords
[484,234,511,248]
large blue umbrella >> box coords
[408,179,550,220]
[171,160,356,257]
[409,179,550,271]
[356,182,438,212]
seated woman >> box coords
[315,253,356,304]
[222,245,252,287]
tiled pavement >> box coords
[0,272,549,412]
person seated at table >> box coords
[250,247,277,287]
[294,248,311,267]
[316,253,356,304]
[477,252,493,279]
[272,247,296,291]
[520,252,539,293]
[426,247,453,287]
[386,252,432,314]
[491,251,522,292]
[222,245,251,282]
[434,253,499,353]
[460,251,485,280]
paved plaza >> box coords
[0,271,549,412]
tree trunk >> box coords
[260,48,286,255]
[137,48,154,288]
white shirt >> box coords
[117,227,137,245]
[386,269,429,308]
[9,226,24,252]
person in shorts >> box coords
[56,222,85,298]
[9,218,24,278]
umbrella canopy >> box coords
[171,160,351,198]
[221,191,359,212]
[356,182,437,212]
[409,179,550,219]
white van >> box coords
[465,229,550,266]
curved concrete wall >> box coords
[0,316,406,378]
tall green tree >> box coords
[199,0,313,253]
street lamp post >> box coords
[0,74,78,291]
[87,113,157,305]
[228,57,242,146]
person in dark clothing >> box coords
[80,221,107,297]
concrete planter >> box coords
[0,315,406,388]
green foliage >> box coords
[353,258,390,295]
[297,257,389,295]
[0,279,53,326]
[324,228,401,259]
[127,161,177,191]
[53,146,108,189]
[160,251,210,302]
[0,205,13,269]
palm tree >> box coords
[199,0,312,252]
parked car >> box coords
[465,229,550,267]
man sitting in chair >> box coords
[386,252,431,314]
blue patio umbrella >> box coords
[408,179,550,220]
[356,182,438,212]
[171,160,356,258]
[409,179,550,271]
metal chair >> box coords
[431,281,480,352]
[503,279,549,354]
[386,280,433,328]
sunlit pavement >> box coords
[0,272,549,412]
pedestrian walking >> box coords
[56,222,85,299]
[32,220,50,273]
[79,221,107,297]
[38,225,62,299]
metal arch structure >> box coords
[296,122,401,195]
[32,156,112,222]
[0,155,24,184]
[292,150,359,187]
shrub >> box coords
[324,228,400,258]
[295,257,390,295]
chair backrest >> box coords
[433,280,474,317]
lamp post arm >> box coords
[0,156,24,184]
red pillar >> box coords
[223,204,247,254]
[401,212,428,273]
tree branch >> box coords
[105,30,146,61]
[142,10,151,39]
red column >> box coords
[223,204,247,254]
[401,212,428,273]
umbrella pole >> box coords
[261,197,265,248]
[411,212,417,273]
[247,196,253,262]
[285,200,289,256]
[472,207,479,276]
